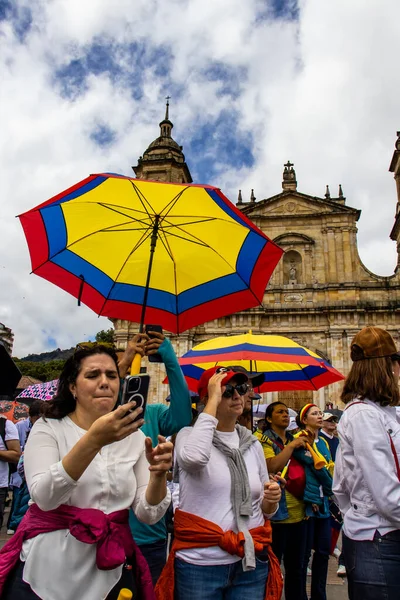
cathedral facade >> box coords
[113,109,400,410]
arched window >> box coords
[283,250,302,284]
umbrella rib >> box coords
[98,203,152,225]
[129,181,155,223]
[296,362,319,391]
[158,230,179,327]
[161,224,263,307]
[160,187,191,219]
[32,218,153,271]
[97,228,154,317]
[162,229,211,248]
[160,217,218,229]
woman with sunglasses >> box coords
[155,366,283,600]
[295,404,333,600]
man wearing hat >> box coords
[319,413,339,461]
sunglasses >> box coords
[222,383,249,398]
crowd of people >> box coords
[0,325,399,600]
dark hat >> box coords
[351,327,400,362]
[198,366,248,399]
[230,366,264,388]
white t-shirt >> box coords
[0,417,19,488]
[175,412,271,566]
[21,416,170,600]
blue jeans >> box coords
[303,517,331,600]
[343,530,400,600]
[138,539,167,586]
[174,557,269,600]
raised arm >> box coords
[156,337,192,435]
[175,372,225,471]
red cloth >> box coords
[155,509,283,600]
[0,503,155,599]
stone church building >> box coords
[113,107,400,409]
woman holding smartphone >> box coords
[0,344,172,600]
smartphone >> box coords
[145,324,163,363]
[121,374,150,421]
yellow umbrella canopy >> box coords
[178,332,345,392]
[19,175,283,333]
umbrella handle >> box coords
[130,353,142,375]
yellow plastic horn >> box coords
[305,443,327,470]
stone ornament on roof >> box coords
[282,161,297,191]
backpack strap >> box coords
[345,400,400,482]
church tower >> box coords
[132,98,192,184]
[112,100,195,403]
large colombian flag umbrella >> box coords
[178,332,345,392]
[19,175,283,333]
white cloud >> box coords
[1,0,399,356]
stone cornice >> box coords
[241,190,361,218]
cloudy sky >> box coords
[1,0,399,356]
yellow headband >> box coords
[299,403,317,423]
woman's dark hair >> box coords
[265,401,288,426]
[341,356,400,407]
[42,345,119,420]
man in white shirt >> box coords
[0,416,21,527]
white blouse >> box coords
[175,413,272,566]
[22,416,170,600]
[333,399,400,540]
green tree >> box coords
[95,328,115,345]
[14,359,66,382]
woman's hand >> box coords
[144,331,165,356]
[207,372,226,405]
[262,481,281,515]
[145,435,173,477]
[270,472,286,489]
[118,334,148,377]
[263,481,282,504]
[289,437,307,450]
[86,402,145,450]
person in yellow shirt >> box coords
[253,418,266,440]
[261,402,308,600]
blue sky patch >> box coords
[256,0,299,22]
[188,110,254,184]
[0,0,33,42]
[90,124,116,147]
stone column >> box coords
[327,229,337,283]
[342,228,353,282]
[304,245,312,284]
[321,229,329,284]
